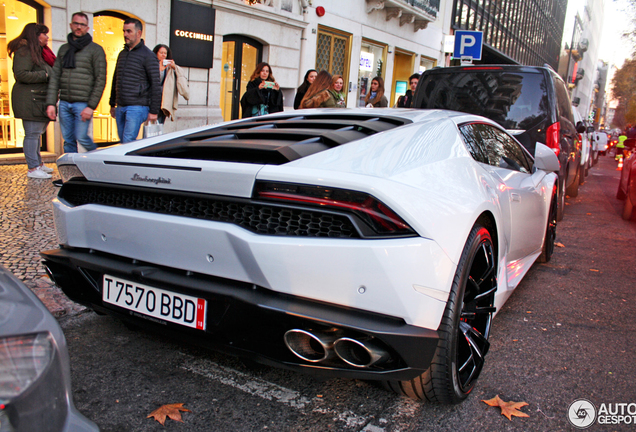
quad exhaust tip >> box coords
[284,329,390,368]
[284,329,336,363]
[333,337,389,368]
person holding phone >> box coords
[240,62,283,118]
[153,44,189,124]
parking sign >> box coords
[453,30,483,61]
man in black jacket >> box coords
[396,73,420,108]
[109,18,161,143]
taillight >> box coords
[255,181,415,237]
[546,122,560,157]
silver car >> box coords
[0,265,98,432]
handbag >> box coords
[143,121,164,138]
[251,104,269,117]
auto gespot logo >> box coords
[568,399,636,428]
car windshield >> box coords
[417,70,550,130]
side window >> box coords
[490,128,533,173]
[458,124,487,164]
[553,76,574,124]
[460,123,532,173]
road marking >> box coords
[180,356,379,428]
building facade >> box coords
[0,0,454,158]
[448,0,568,68]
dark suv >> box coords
[413,65,581,220]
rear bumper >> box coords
[41,247,439,381]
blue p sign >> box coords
[453,30,483,61]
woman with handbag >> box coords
[153,44,189,124]
[240,62,283,118]
[8,23,54,179]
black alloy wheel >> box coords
[383,224,497,403]
[454,227,496,394]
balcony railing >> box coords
[366,0,439,31]
[403,0,440,17]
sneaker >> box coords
[27,168,52,179]
[39,164,54,173]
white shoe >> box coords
[39,164,53,173]
[27,168,52,179]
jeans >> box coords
[115,105,149,144]
[58,101,96,153]
[22,120,49,169]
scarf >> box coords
[42,45,56,67]
[62,33,92,68]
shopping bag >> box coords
[143,121,164,138]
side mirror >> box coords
[576,122,586,134]
[534,142,560,172]
[587,126,595,133]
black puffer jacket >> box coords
[11,45,51,122]
[109,39,161,114]
[46,41,107,109]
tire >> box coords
[617,185,627,200]
[623,195,634,221]
[538,185,557,263]
[579,163,585,185]
[566,165,580,197]
[557,177,565,221]
[383,224,496,404]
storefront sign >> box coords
[360,52,374,71]
[169,0,215,69]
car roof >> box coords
[425,64,551,74]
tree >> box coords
[610,56,636,128]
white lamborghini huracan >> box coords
[42,109,559,404]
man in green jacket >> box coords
[46,12,106,153]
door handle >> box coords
[511,193,521,202]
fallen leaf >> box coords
[482,395,530,421]
[589,269,599,272]
[147,403,191,425]
[586,213,592,215]
[555,242,565,248]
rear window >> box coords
[416,70,550,130]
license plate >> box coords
[102,275,206,330]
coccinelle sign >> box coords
[169,0,215,68]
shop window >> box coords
[93,12,130,144]
[419,55,436,73]
[358,39,386,107]
[0,0,43,153]
[315,26,351,100]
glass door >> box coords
[93,12,128,144]
[221,35,262,121]
[357,39,387,107]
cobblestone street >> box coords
[0,163,84,317]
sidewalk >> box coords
[0,162,84,317]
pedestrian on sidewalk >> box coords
[293,69,316,109]
[240,62,283,118]
[109,18,161,143]
[46,12,107,153]
[8,23,54,179]
[153,44,189,124]
[299,70,336,108]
